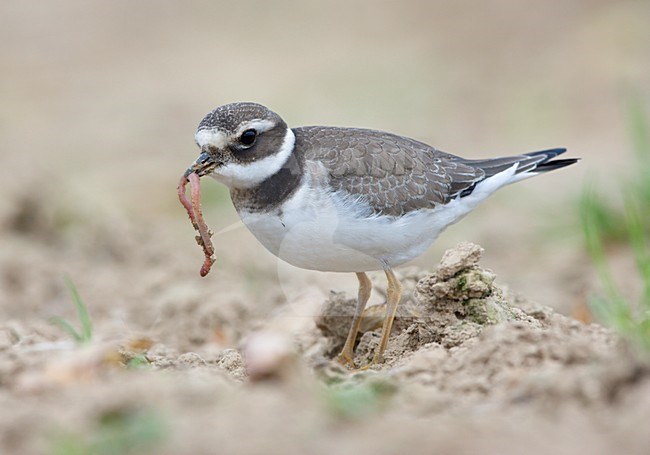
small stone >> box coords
[216,349,247,381]
[435,241,484,281]
[176,352,206,368]
[243,331,296,381]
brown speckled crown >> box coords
[197,102,284,134]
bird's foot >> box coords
[335,348,386,372]
[370,352,384,365]
[336,350,356,369]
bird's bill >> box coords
[184,151,217,178]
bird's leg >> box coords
[337,272,372,367]
[371,266,402,365]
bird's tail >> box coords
[466,148,578,179]
[453,148,578,198]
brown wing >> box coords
[294,126,485,217]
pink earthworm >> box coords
[178,172,215,277]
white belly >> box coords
[236,165,517,273]
[239,193,437,273]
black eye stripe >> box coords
[239,129,257,147]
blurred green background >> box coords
[1,0,649,312]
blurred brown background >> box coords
[1,0,649,316]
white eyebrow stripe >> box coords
[195,120,277,148]
[195,128,229,149]
[236,119,276,135]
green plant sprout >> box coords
[50,276,93,344]
[581,188,650,354]
[580,92,650,245]
[626,92,650,215]
[125,353,150,370]
[626,90,650,169]
[579,91,650,354]
[51,408,166,455]
[324,380,396,419]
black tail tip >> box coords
[526,148,567,161]
[525,148,578,172]
[537,157,580,172]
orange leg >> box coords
[337,272,372,367]
[371,266,402,365]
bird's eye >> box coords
[239,129,257,147]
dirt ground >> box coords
[2,238,650,454]
[2,1,650,454]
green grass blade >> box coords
[624,196,650,309]
[49,316,83,343]
[64,276,93,343]
[580,186,621,301]
[50,276,93,344]
[625,91,650,216]
[579,186,643,342]
[625,90,650,165]
[580,92,650,356]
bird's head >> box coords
[186,102,295,189]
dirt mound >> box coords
[311,242,645,415]
[315,242,568,365]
